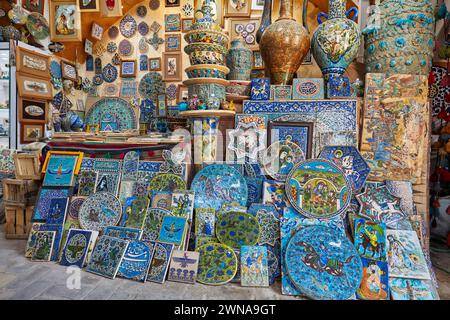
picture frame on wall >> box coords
[91,22,104,41]
[85,39,93,55]
[251,0,264,10]
[61,60,78,81]
[177,84,188,103]
[252,50,264,70]
[22,0,45,14]
[165,34,181,52]
[165,0,180,7]
[19,98,47,123]
[163,53,182,82]
[77,0,100,12]
[157,94,167,117]
[165,14,182,32]
[268,121,314,159]
[229,18,261,49]
[16,46,50,79]
[99,0,122,17]
[86,124,100,134]
[121,60,137,78]
[20,123,45,144]
[49,1,82,42]
[226,0,251,17]
[17,74,52,100]
[149,58,162,71]
[182,18,194,33]
[194,0,224,27]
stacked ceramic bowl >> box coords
[183,2,229,110]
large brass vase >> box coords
[259,0,310,85]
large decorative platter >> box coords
[26,12,49,40]
[259,140,305,181]
[285,159,351,219]
[216,212,260,249]
[148,174,187,193]
[197,243,238,285]
[119,15,137,38]
[79,192,122,232]
[285,226,362,300]
[119,39,133,56]
[85,97,137,131]
[190,164,247,211]
[138,72,164,99]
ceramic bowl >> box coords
[226,80,251,96]
[188,82,227,110]
[185,64,230,80]
[185,43,227,66]
[184,29,229,48]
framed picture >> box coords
[149,57,161,71]
[165,14,181,32]
[19,98,47,123]
[252,50,264,70]
[229,18,261,49]
[86,124,100,133]
[268,121,314,159]
[42,154,78,187]
[121,60,137,78]
[78,0,99,12]
[163,53,182,81]
[194,0,224,27]
[157,94,167,117]
[99,0,122,17]
[165,0,180,7]
[182,18,194,33]
[16,46,50,78]
[165,34,181,52]
[76,99,85,111]
[120,80,138,97]
[20,123,45,144]
[251,0,264,10]
[17,74,52,100]
[41,151,83,174]
[91,22,104,41]
[22,0,45,14]
[85,39,93,55]
[61,60,78,81]
[226,0,251,17]
[49,1,82,42]
[177,84,188,103]
[13,153,41,180]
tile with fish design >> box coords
[157,216,187,246]
[240,246,269,287]
[354,218,387,261]
[150,191,173,211]
[216,212,260,250]
[78,192,122,232]
[86,235,129,279]
[60,229,98,268]
[148,173,187,193]
[117,241,155,282]
[195,208,216,238]
[103,226,143,240]
[196,242,238,285]
[122,196,150,229]
[142,208,172,241]
[146,241,174,284]
[248,204,279,246]
[167,250,200,284]
[170,191,195,220]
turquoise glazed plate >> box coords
[197,242,238,285]
[285,225,362,300]
[190,164,248,211]
[216,212,260,250]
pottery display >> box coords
[185,43,227,66]
[186,81,227,110]
[256,0,272,44]
[311,0,361,81]
[226,38,253,81]
[259,0,310,85]
[184,30,229,48]
[363,0,434,76]
[226,80,251,97]
[185,64,229,80]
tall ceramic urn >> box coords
[259,0,310,85]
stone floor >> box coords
[0,224,449,300]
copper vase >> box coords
[259,0,310,85]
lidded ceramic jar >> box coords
[226,38,253,81]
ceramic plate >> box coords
[102,63,118,83]
[197,243,238,285]
[149,0,160,10]
[285,225,362,300]
[108,26,119,39]
[191,164,248,211]
[26,12,49,40]
[138,21,149,36]
[148,173,187,193]
[119,39,133,56]
[136,5,147,17]
[119,15,137,38]
[216,212,260,249]
[85,97,137,130]
[107,42,117,53]
[285,159,351,219]
[79,192,122,232]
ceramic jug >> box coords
[259,0,310,85]
[256,0,272,44]
[310,0,361,81]
[226,38,253,81]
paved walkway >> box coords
[0,224,448,300]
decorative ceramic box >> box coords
[327,76,351,98]
[270,85,292,101]
[292,78,324,100]
[251,78,270,100]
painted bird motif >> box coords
[173,253,197,268]
[163,222,182,238]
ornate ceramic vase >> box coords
[256,0,272,44]
[226,38,253,81]
[259,0,310,85]
[311,0,361,81]
[363,0,434,76]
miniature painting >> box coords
[167,250,200,284]
[240,246,269,287]
[181,18,193,32]
[354,218,387,261]
[157,216,187,246]
[147,241,174,283]
[163,53,182,81]
[165,34,181,51]
[262,180,288,218]
[49,1,82,42]
[103,226,142,240]
[226,0,251,17]
[151,191,172,211]
[149,57,161,71]
[31,231,56,261]
[42,155,77,187]
[171,191,195,220]
[78,0,99,11]
[251,78,270,100]
[292,78,324,100]
[117,241,155,282]
[389,278,438,300]
[60,229,96,268]
[195,208,216,238]
[123,196,150,229]
[356,258,389,300]
[86,235,129,279]
[94,172,120,195]
[46,198,68,225]
[164,14,181,32]
[22,0,45,14]
[386,230,430,280]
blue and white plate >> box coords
[119,15,137,38]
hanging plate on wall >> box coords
[108,26,119,39]
[102,63,118,83]
[26,12,49,40]
[93,74,104,86]
[138,21,149,36]
[136,5,147,17]
[149,0,160,11]
[119,15,137,38]
[119,39,133,56]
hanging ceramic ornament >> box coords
[119,15,137,38]
[182,3,194,17]
[140,55,149,71]
[94,57,102,74]
[102,63,118,83]
[112,53,121,65]
[147,32,164,51]
[138,21,149,36]
[93,74,104,86]
[119,39,133,56]
[149,0,160,11]
[93,42,106,56]
[108,26,119,39]
[136,5,147,17]
[107,42,117,53]
[138,37,149,53]
[150,21,161,33]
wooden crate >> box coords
[2,179,39,206]
[5,205,34,239]
[13,153,41,180]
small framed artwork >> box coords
[99,0,122,17]
[49,1,82,42]
[229,18,261,49]
[19,98,47,123]
[165,14,181,32]
[20,123,45,144]
[121,60,137,78]
[85,39,93,55]
[177,84,188,103]
[292,78,324,100]
[157,94,167,117]
[76,99,85,111]
[86,124,100,134]
[120,80,138,98]
[250,77,270,100]
[22,0,45,14]
[17,74,52,100]
[252,50,264,70]
[268,121,314,159]
[149,57,161,71]
[226,0,251,17]
[182,18,194,32]
[91,22,104,41]
[165,34,181,52]
[165,0,180,7]
[42,154,79,187]
[41,151,84,174]
[251,0,264,10]
[163,53,182,82]
[78,0,99,12]
[270,85,292,101]
[16,46,50,78]
[61,60,78,81]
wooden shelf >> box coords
[179,110,236,118]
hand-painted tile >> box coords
[245,177,263,207]
[248,204,279,246]
[121,151,139,181]
[292,78,324,100]
[146,241,174,283]
[25,223,45,258]
[250,78,270,100]
[103,226,143,240]
[60,229,98,268]
[39,224,64,261]
[32,188,72,222]
[262,180,289,218]
[170,191,195,220]
[167,250,200,284]
[354,218,387,261]
[197,243,238,285]
[150,191,173,211]
[240,246,269,287]
[389,278,438,300]
[142,208,172,241]
[122,196,150,229]
[31,231,56,262]
[43,155,78,187]
[94,172,121,196]
[46,198,68,225]
[117,240,155,282]
[195,208,216,238]
[157,216,187,246]
[356,258,389,300]
[76,171,97,196]
[148,173,187,193]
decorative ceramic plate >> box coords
[93,74,104,86]
[85,97,137,130]
[138,37,149,53]
[138,72,164,99]
[216,212,260,249]
[136,5,147,17]
[26,12,49,40]
[79,192,122,232]
[285,226,362,300]
[108,26,119,39]
[285,159,351,219]
[50,60,62,79]
[119,15,137,38]
[197,243,238,285]
[119,39,133,56]
[148,174,187,193]
[259,140,305,181]
[107,42,117,53]
[166,83,177,100]
[149,0,160,10]
[102,63,118,83]
[138,21,149,36]
[191,164,248,211]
